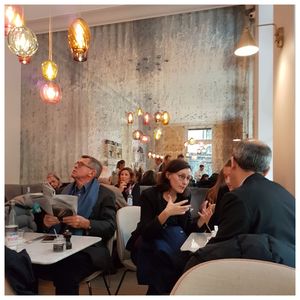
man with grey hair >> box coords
[184,140,295,272]
[33,155,116,295]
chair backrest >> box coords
[171,259,295,295]
[116,206,141,262]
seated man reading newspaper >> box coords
[41,182,78,231]
[32,155,116,295]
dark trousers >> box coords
[33,251,97,295]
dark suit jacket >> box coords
[81,184,116,269]
[185,173,295,270]
[210,173,295,246]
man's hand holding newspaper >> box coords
[39,183,78,220]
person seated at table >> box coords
[33,155,116,295]
[140,169,157,186]
[184,140,295,271]
[46,173,68,194]
[202,159,232,228]
[110,159,125,185]
[126,159,213,295]
[115,167,140,206]
[196,173,210,187]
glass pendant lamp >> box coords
[5,5,23,36]
[132,130,143,140]
[154,111,161,123]
[41,17,58,81]
[68,18,91,62]
[161,111,170,125]
[154,128,162,140]
[143,112,151,125]
[40,81,62,104]
[7,25,38,63]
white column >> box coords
[257,5,274,180]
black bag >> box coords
[5,246,37,295]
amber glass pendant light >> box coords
[41,17,58,81]
[68,18,91,62]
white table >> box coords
[19,232,101,265]
[180,232,212,252]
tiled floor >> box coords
[38,267,148,295]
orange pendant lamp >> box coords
[68,18,91,62]
[161,111,170,125]
[41,17,58,81]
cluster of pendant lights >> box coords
[128,108,170,143]
[5,5,91,104]
[147,152,164,160]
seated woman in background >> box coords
[126,159,213,295]
[46,173,68,194]
[140,170,157,186]
[115,167,140,206]
[203,159,232,228]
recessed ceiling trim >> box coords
[26,5,230,34]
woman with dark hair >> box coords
[203,159,232,228]
[140,169,157,186]
[126,159,212,294]
[115,167,140,206]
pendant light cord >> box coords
[49,16,52,61]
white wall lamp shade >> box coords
[234,27,259,56]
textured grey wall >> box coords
[20,6,249,183]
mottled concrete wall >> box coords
[20,6,250,183]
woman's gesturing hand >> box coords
[165,197,191,217]
[197,200,215,228]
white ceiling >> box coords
[23,4,229,34]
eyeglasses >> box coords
[75,161,94,169]
[176,173,192,182]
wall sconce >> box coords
[234,7,284,57]
[7,26,38,64]
[68,18,91,62]
[5,5,24,36]
[234,27,259,56]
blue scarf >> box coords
[52,178,99,235]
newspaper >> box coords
[35,182,78,219]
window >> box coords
[187,128,212,178]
